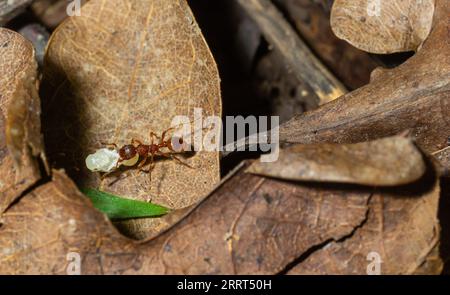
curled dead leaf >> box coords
[247,136,426,186]
[280,0,449,173]
[0,28,46,214]
[40,0,222,239]
[0,158,442,274]
[331,0,435,54]
[0,167,369,274]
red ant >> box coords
[101,127,193,181]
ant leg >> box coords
[101,142,118,150]
[157,151,193,169]
[149,132,160,144]
[160,128,175,142]
[101,171,115,180]
[108,172,131,186]
[136,157,147,169]
[140,155,155,182]
[100,159,122,180]
[148,162,155,182]
[131,138,143,146]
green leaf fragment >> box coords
[81,188,169,220]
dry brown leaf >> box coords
[40,0,222,239]
[280,0,449,173]
[247,136,426,186]
[288,176,442,274]
[0,167,370,274]
[331,0,435,54]
[0,158,441,274]
[0,28,46,214]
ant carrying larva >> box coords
[85,126,194,182]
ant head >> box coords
[119,144,137,160]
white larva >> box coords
[85,148,120,173]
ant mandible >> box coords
[101,127,193,180]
